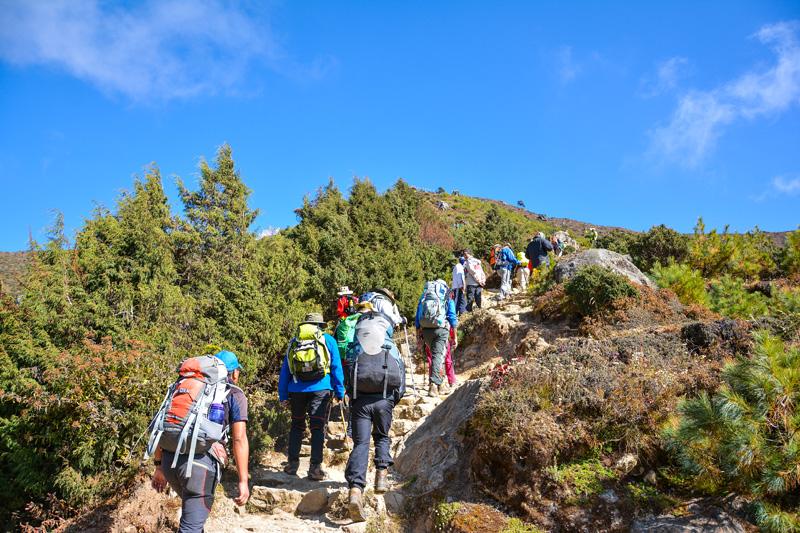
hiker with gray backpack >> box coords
[147,350,250,533]
[278,313,346,481]
[343,301,406,522]
[415,279,458,397]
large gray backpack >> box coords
[419,280,448,329]
[145,355,235,478]
[346,311,405,400]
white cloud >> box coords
[772,175,800,194]
[0,0,326,101]
[556,45,581,83]
[751,174,800,202]
[650,21,800,167]
[257,227,281,239]
[641,56,688,97]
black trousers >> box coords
[466,284,482,311]
[344,394,394,489]
[287,390,331,466]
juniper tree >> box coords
[665,332,800,532]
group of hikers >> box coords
[145,231,568,531]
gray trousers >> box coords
[161,451,218,533]
[421,327,449,385]
[499,268,513,298]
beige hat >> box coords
[300,313,326,326]
[337,286,354,296]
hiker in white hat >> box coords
[336,286,359,319]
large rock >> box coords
[248,486,304,514]
[553,248,656,288]
[295,487,333,515]
[395,380,481,493]
[552,230,579,252]
[631,504,746,533]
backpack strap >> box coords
[184,381,214,478]
[382,350,389,399]
[353,359,358,400]
[286,338,298,383]
[145,382,177,459]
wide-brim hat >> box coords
[337,286,354,296]
[300,312,327,326]
[374,287,395,302]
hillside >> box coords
[1,147,798,531]
[0,251,29,297]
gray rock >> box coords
[553,248,656,287]
[631,504,746,533]
[599,489,619,504]
[383,491,405,514]
[615,453,638,474]
[552,230,579,252]
[644,470,658,485]
[395,380,481,493]
[247,486,304,514]
[296,487,332,515]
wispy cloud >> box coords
[640,56,688,97]
[257,226,282,239]
[751,174,800,202]
[0,0,329,101]
[556,45,581,84]
[650,21,800,167]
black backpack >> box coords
[346,312,405,400]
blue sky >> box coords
[0,0,798,251]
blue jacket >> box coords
[278,333,346,401]
[415,294,458,330]
[496,246,519,271]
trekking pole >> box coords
[402,323,418,395]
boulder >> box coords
[614,453,638,474]
[553,249,656,287]
[383,491,405,515]
[395,380,481,493]
[391,419,415,437]
[631,504,746,533]
[681,320,750,354]
[552,230,579,252]
[247,486,304,514]
[295,487,332,515]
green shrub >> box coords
[547,458,615,500]
[708,275,768,319]
[688,219,777,280]
[629,225,688,272]
[595,229,636,255]
[664,332,800,532]
[502,517,545,533]
[781,228,800,276]
[432,501,462,531]
[564,265,638,316]
[650,262,708,307]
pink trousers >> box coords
[425,341,456,385]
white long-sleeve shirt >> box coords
[452,263,465,290]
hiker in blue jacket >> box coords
[495,243,519,300]
[279,313,345,481]
[415,280,458,398]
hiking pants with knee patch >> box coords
[288,390,331,466]
[500,268,513,298]
[345,395,394,489]
[466,284,482,311]
[421,327,449,386]
[161,451,218,533]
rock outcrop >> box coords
[553,248,656,287]
[631,503,746,533]
[394,380,482,494]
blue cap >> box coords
[215,350,241,372]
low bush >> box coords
[595,229,636,255]
[708,275,769,319]
[664,332,800,532]
[629,225,688,272]
[564,265,638,316]
[650,262,708,307]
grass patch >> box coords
[548,458,615,502]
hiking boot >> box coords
[308,463,326,481]
[428,382,439,398]
[438,382,451,395]
[348,487,367,522]
[374,468,389,494]
[283,460,299,476]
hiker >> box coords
[462,248,486,311]
[551,235,564,258]
[360,288,404,328]
[344,308,405,522]
[148,351,250,533]
[279,313,345,480]
[525,232,554,274]
[415,279,458,397]
[516,250,530,292]
[424,335,456,389]
[494,243,519,300]
[335,286,359,319]
[586,227,599,246]
[451,255,467,315]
